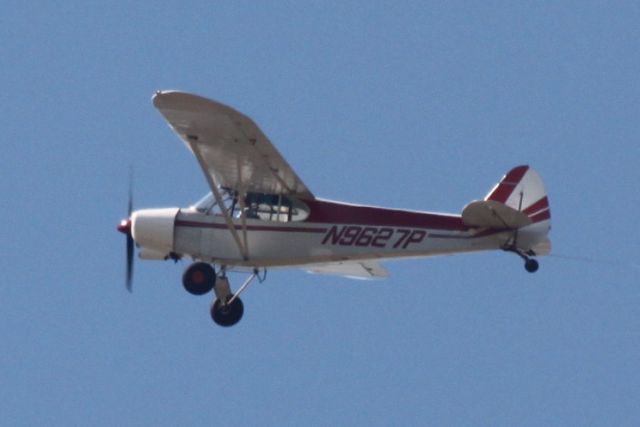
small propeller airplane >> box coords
[118,91,551,327]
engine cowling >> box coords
[131,208,180,258]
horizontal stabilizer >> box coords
[463,165,551,230]
[305,261,389,280]
[462,200,532,229]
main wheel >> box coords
[524,258,539,273]
[211,295,244,327]
[182,262,216,295]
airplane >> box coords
[117,91,551,327]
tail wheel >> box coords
[524,258,539,273]
[182,262,216,295]
[211,295,244,327]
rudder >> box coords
[485,165,551,225]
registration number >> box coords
[321,225,427,249]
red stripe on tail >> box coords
[530,209,551,223]
[522,196,550,216]
[486,165,529,203]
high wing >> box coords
[153,91,314,199]
[306,261,389,280]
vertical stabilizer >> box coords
[485,165,551,225]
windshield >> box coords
[193,192,216,213]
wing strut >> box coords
[236,187,250,257]
[190,144,249,261]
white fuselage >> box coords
[173,212,503,266]
[131,198,549,269]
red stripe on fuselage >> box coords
[176,220,328,233]
[176,200,469,234]
[303,199,467,231]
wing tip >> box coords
[152,89,181,107]
[151,90,237,116]
[152,90,208,108]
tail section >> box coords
[485,165,551,225]
[462,165,551,257]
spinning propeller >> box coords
[117,176,135,292]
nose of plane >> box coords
[117,218,132,235]
[130,207,180,254]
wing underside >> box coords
[153,91,314,199]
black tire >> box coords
[211,295,244,327]
[525,258,539,273]
[182,262,216,295]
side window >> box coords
[243,193,309,222]
[288,197,310,222]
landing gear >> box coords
[209,273,244,327]
[181,263,263,327]
[503,247,540,273]
[182,262,216,295]
[211,295,244,327]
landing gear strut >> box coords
[181,263,263,327]
[209,273,244,327]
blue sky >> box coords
[2,1,640,425]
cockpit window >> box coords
[192,190,309,222]
[243,193,309,222]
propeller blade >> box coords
[127,167,134,216]
[126,231,134,292]
[124,167,134,292]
